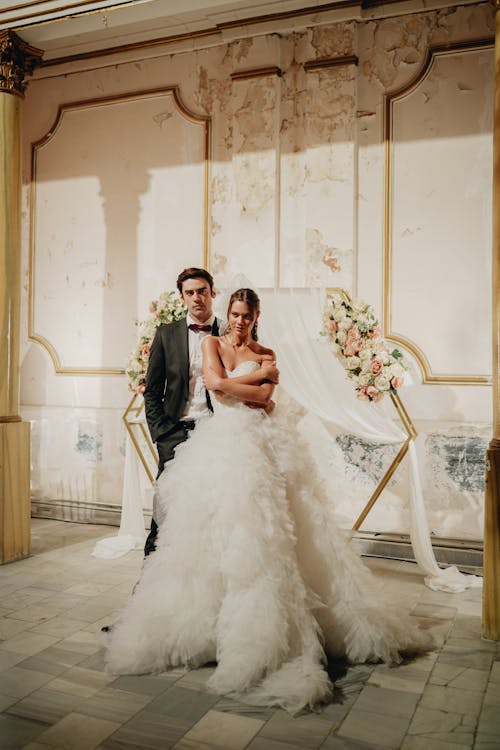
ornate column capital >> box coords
[0,31,43,97]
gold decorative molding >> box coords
[0,415,22,423]
[303,55,358,72]
[383,38,494,385]
[29,85,211,375]
[0,30,43,97]
[231,66,282,81]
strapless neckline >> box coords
[225,360,261,377]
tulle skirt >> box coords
[105,404,433,713]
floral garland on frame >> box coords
[322,294,406,402]
[126,291,187,393]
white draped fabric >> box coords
[258,288,481,593]
[92,433,149,559]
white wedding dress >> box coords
[105,361,432,712]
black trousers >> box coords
[143,420,195,556]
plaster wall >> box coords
[20,2,494,538]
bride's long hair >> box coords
[226,288,260,341]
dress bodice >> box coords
[211,359,261,412]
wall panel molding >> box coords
[29,86,211,375]
[383,38,494,385]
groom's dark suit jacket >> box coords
[144,316,221,445]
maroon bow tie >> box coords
[188,323,211,332]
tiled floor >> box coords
[0,519,499,750]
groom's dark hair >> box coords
[177,267,214,294]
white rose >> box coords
[358,372,372,386]
[359,348,372,361]
[329,342,340,355]
[338,318,352,331]
[345,356,361,370]
[374,374,391,391]
[333,307,347,322]
[336,330,347,345]
[389,362,404,377]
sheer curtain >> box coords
[258,288,481,593]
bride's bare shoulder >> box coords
[252,342,275,359]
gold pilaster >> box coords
[0,32,42,564]
[482,2,500,640]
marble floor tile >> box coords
[0,649,28,671]
[247,737,311,750]
[56,630,102,656]
[337,709,410,749]
[0,666,54,699]
[17,645,89,676]
[146,685,220,721]
[77,687,153,723]
[482,681,500,707]
[5,603,66,625]
[47,665,116,698]
[176,709,264,749]
[321,737,390,750]
[352,685,419,718]
[0,692,20,711]
[6,686,84,724]
[102,708,192,749]
[408,705,476,743]
[474,734,500,750]
[419,684,483,716]
[401,736,472,750]
[110,673,180,697]
[257,708,332,749]
[0,617,33,639]
[1,632,59,657]
[35,711,120,750]
[367,664,430,695]
[477,705,500,737]
[29,616,91,639]
[0,712,48,749]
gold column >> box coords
[0,31,42,564]
[483,4,500,640]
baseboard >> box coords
[31,498,152,527]
[352,531,483,574]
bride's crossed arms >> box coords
[201,288,279,411]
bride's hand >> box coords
[260,360,279,384]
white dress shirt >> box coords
[182,314,215,421]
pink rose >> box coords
[369,326,381,338]
[149,303,157,313]
[391,375,404,389]
[141,343,151,357]
[366,385,379,400]
[370,358,383,376]
[326,319,338,335]
[345,326,363,356]
[138,383,146,394]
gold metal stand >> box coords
[122,394,158,484]
[326,287,418,532]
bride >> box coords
[105,288,433,712]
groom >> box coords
[143,267,224,555]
